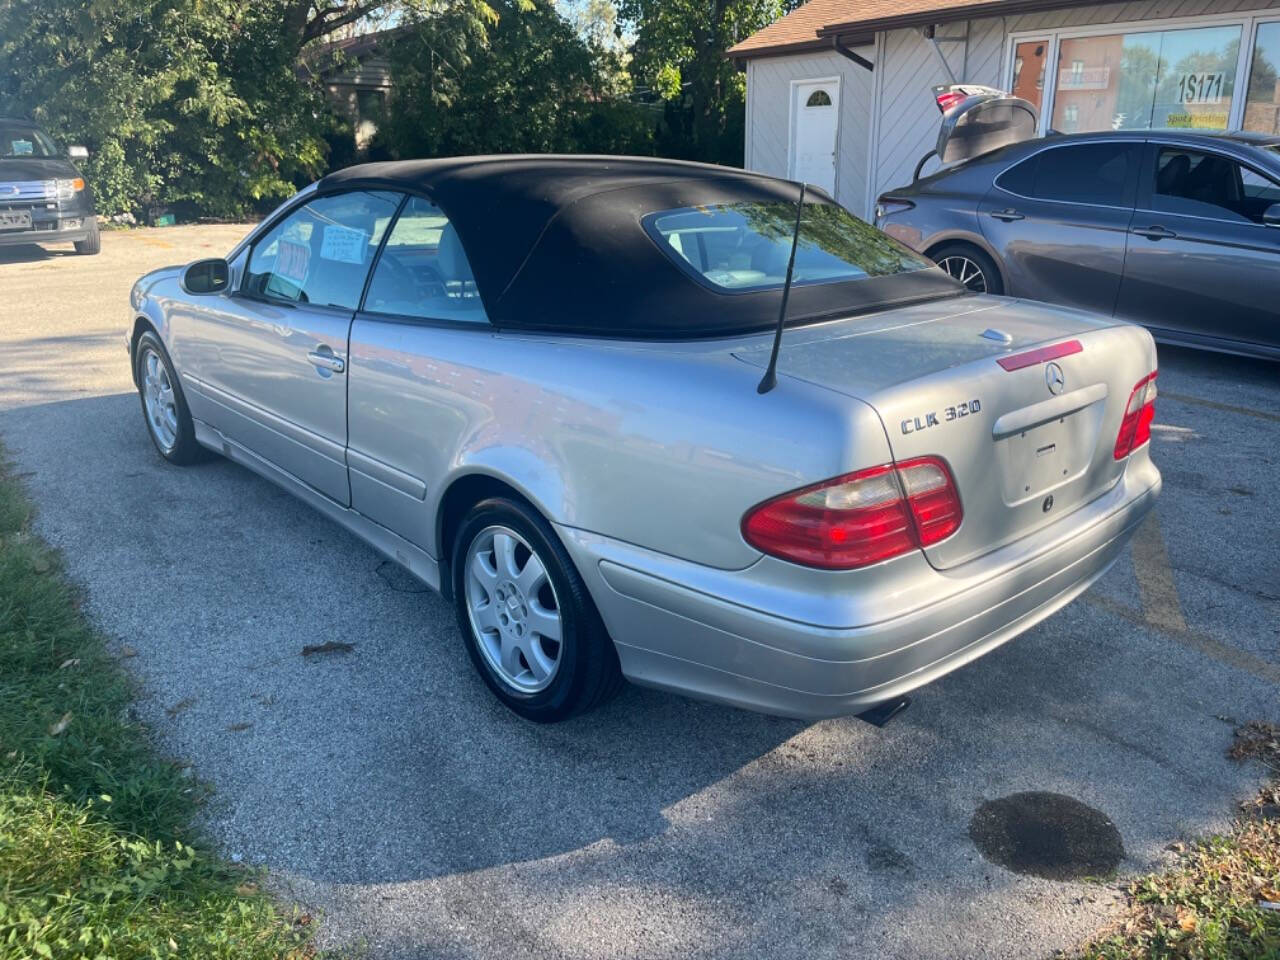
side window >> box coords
[996,153,1038,196]
[243,191,401,309]
[1242,167,1280,205]
[1044,143,1132,205]
[998,143,1134,206]
[362,196,488,323]
[1151,147,1277,224]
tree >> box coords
[278,0,507,46]
[616,0,795,165]
[0,0,513,218]
[376,0,653,159]
[0,0,329,218]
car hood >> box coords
[0,157,81,181]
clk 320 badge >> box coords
[901,399,981,434]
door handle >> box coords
[307,350,345,373]
[1130,225,1177,240]
[989,208,1024,222]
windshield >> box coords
[0,123,59,159]
[643,198,934,293]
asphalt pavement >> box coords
[1,226,1276,959]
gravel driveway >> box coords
[1,226,1277,959]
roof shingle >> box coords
[727,0,855,58]
[728,0,1109,58]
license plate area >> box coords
[0,210,32,231]
[995,404,1102,505]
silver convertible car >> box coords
[127,156,1161,722]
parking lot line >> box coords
[1131,511,1188,635]
[1085,593,1280,686]
[1161,391,1280,424]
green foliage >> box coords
[0,456,311,959]
[376,0,654,159]
[0,0,328,219]
[1071,725,1280,960]
[617,0,796,165]
[0,0,796,217]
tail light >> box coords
[874,197,915,223]
[935,90,967,113]
[742,456,962,570]
[1114,371,1157,460]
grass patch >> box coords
[0,453,312,958]
[1070,723,1280,960]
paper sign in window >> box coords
[275,240,310,288]
[320,224,368,264]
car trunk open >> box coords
[734,297,1156,570]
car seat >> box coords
[1183,154,1240,209]
[1156,153,1191,197]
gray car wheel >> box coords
[451,497,623,722]
[134,330,207,465]
[464,524,564,693]
[932,243,1003,295]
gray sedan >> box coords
[127,156,1160,722]
[875,128,1280,360]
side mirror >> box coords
[182,258,231,295]
[1264,202,1280,227]
[67,145,89,161]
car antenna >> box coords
[757,181,806,395]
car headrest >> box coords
[1184,155,1236,204]
[437,222,474,283]
[1157,154,1190,194]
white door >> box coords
[790,80,839,195]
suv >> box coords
[0,117,99,255]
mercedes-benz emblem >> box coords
[1045,362,1065,395]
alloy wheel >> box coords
[464,525,563,693]
[938,255,988,292]
[140,347,179,453]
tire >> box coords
[134,330,207,465]
[74,219,101,255]
[931,243,1003,295]
[451,497,623,722]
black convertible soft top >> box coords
[319,156,958,338]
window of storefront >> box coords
[1008,13,1280,136]
[1011,39,1049,113]
[1246,21,1280,133]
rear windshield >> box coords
[642,199,933,293]
[0,123,58,159]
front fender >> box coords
[128,271,180,384]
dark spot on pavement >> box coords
[865,843,913,873]
[969,792,1123,881]
[1227,485,1255,497]
[828,875,848,896]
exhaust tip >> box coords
[856,696,911,727]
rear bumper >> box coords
[560,453,1160,719]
